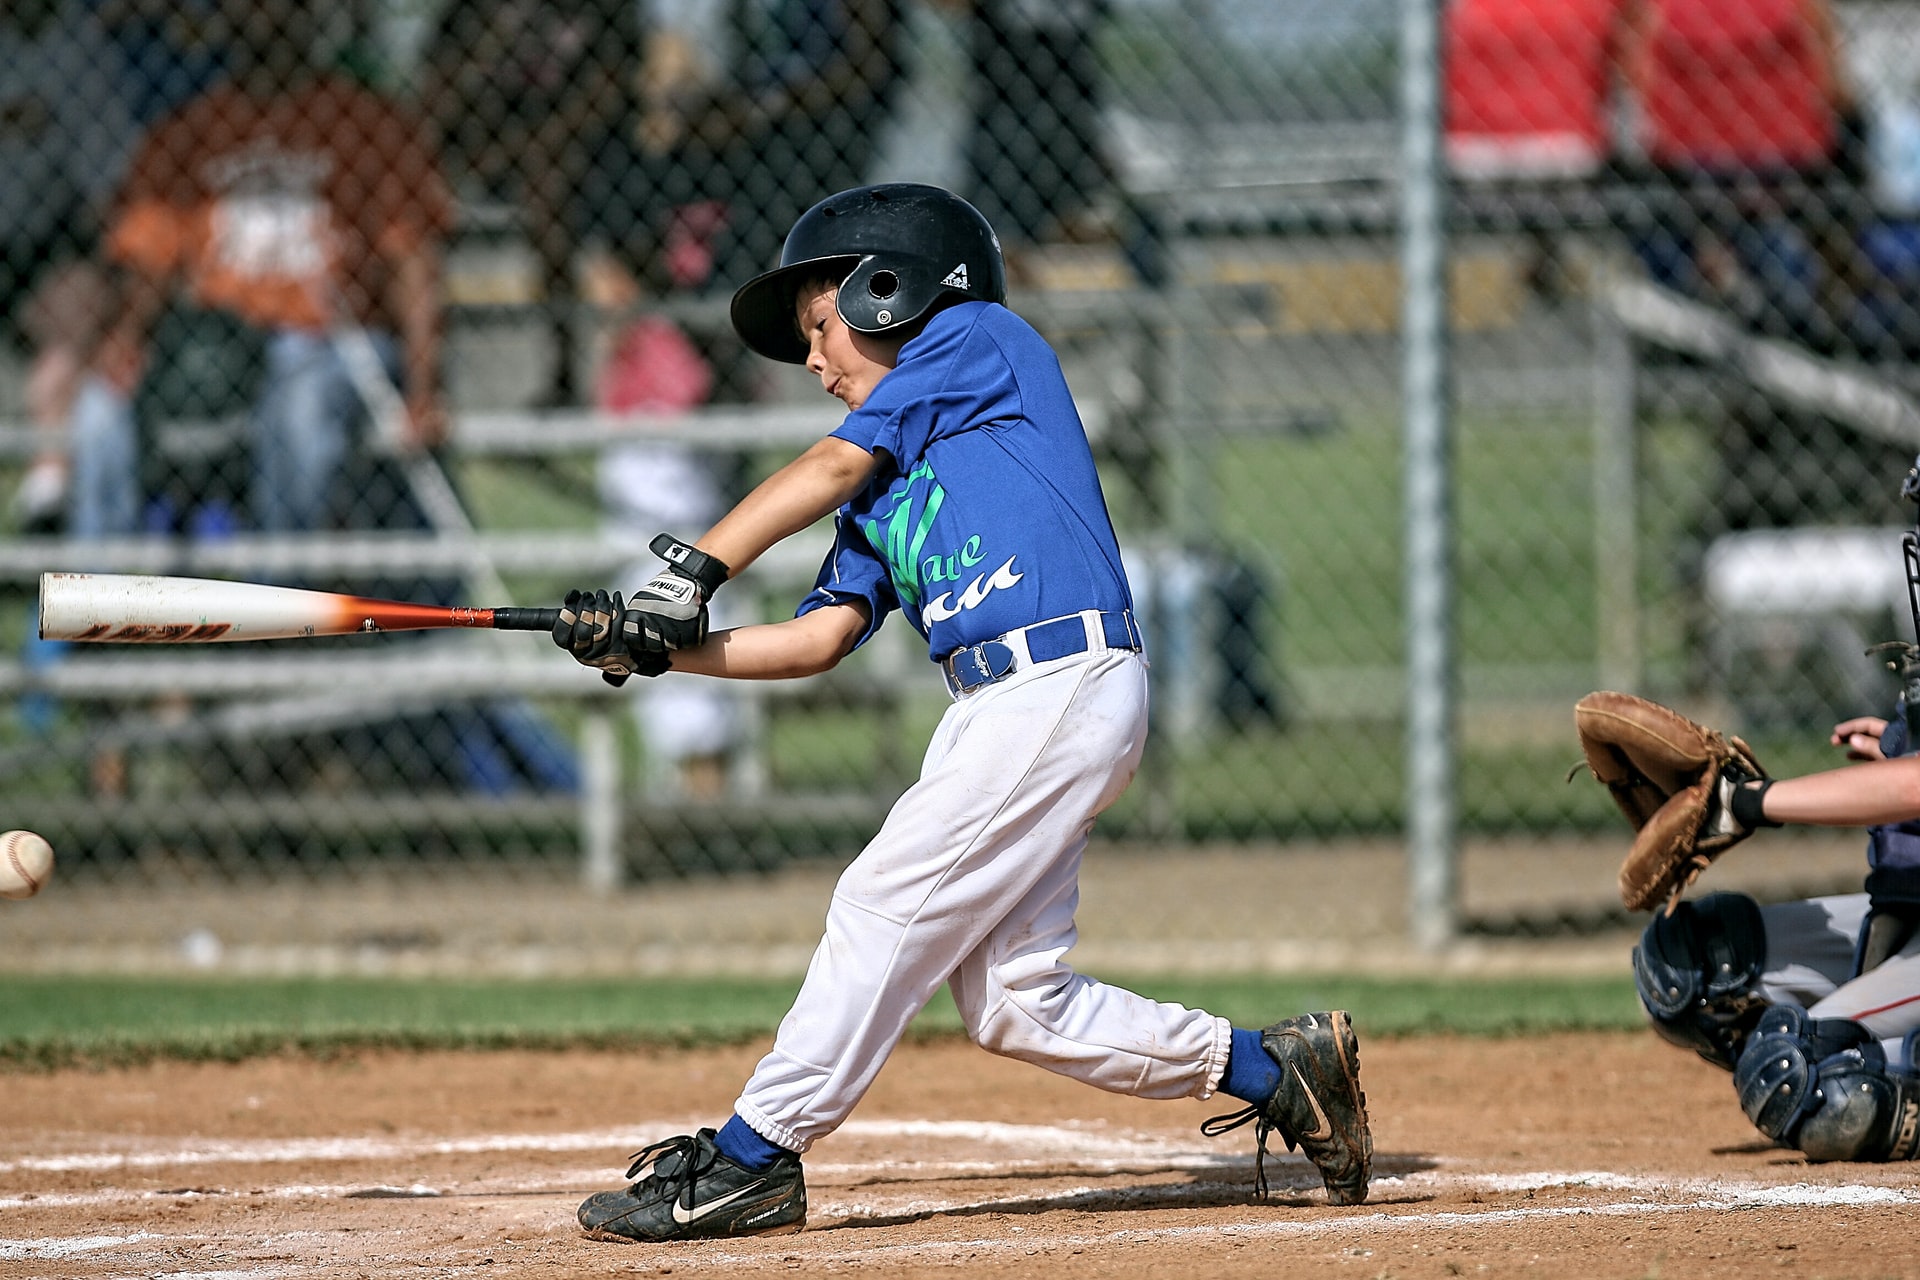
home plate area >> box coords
[3,1035,1918,1278]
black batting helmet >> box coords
[729,183,1008,364]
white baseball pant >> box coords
[1760,893,1920,1055]
[734,643,1232,1154]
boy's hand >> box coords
[552,588,668,686]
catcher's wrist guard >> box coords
[1729,778,1780,830]
[649,533,730,598]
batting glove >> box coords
[625,534,731,652]
[553,588,668,687]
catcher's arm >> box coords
[1742,756,1920,827]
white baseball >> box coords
[0,830,55,900]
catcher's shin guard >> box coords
[1734,1006,1920,1161]
[1633,891,1769,1069]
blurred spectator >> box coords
[67,0,455,537]
[1445,0,1629,183]
[1621,0,1905,540]
[593,314,747,799]
[97,0,232,128]
[13,262,116,534]
[1622,0,1866,353]
[949,0,1114,277]
[1,0,142,532]
[582,0,905,298]
[1445,0,1633,301]
[419,0,641,408]
[0,0,136,335]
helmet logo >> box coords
[940,264,970,289]
[876,309,893,325]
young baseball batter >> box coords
[552,183,1372,1242]
[1636,710,1920,1163]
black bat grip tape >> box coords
[491,607,562,631]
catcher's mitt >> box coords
[1573,691,1770,912]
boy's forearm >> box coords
[667,606,868,680]
[695,438,876,575]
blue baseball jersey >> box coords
[795,300,1132,659]
[1869,709,1920,874]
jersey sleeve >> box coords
[830,305,1008,463]
[795,512,898,650]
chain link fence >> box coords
[3,0,1919,929]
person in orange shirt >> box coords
[69,0,454,536]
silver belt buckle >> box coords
[947,638,1017,694]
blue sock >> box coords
[714,1114,791,1171]
[1220,1026,1281,1105]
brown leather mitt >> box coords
[1573,691,1769,913]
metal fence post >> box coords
[580,707,622,891]
[1593,286,1642,692]
[1401,0,1456,951]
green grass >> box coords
[0,973,1642,1070]
[1213,413,1600,672]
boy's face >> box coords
[795,284,903,412]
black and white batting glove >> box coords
[553,588,668,687]
[625,534,731,652]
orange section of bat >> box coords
[330,597,500,633]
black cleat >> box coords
[578,1128,806,1242]
[1203,1010,1373,1205]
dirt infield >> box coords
[6,1032,1919,1279]
[1,833,1902,1277]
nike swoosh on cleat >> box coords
[671,1179,768,1226]
[1291,1064,1334,1141]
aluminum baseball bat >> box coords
[38,572,560,643]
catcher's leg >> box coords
[1633,891,1770,1068]
[1735,1005,1920,1161]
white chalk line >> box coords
[0,1231,161,1262]
[678,1188,1920,1273]
[4,1119,1912,1208]
[9,1166,1902,1217]
[3,1178,1913,1270]
[5,1120,1917,1267]
[0,1117,1184,1175]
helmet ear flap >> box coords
[837,258,923,334]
